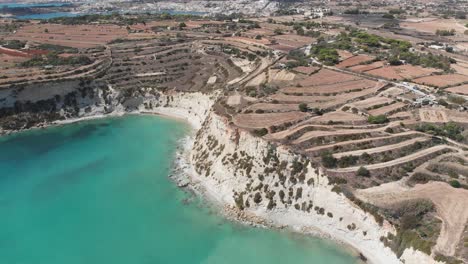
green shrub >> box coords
[298,103,308,112]
[338,155,358,168]
[450,180,461,188]
[253,128,268,137]
[367,115,389,124]
[383,13,395,19]
[356,166,370,177]
[321,152,337,168]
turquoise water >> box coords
[16,12,79,20]
[0,2,77,19]
[0,2,70,8]
[15,10,205,20]
[0,115,357,264]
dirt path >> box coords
[305,131,423,153]
[356,181,468,256]
[328,145,456,173]
[333,136,431,159]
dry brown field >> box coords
[298,69,361,86]
[337,50,354,61]
[6,23,128,48]
[268,69,296,82]
[347,96,394,110]
[281,79,377,95]
[269,93,333,104]
[336,54,374,68]
[245,103,299,113]
[292,66,320,75]
[368,102,407,116]
[366,67,405,80]
[0,53,29,69]
[308,111,366,124]
[446,85,468,95]
[400,18,467,35]
[226,36,271,46]
[419,108,449,123]
[271,34,314,49]
[451,62,468,76]
[366,65,439,80]
[413,74,468,88]
[348,61,385,72]
[233,112,309,129]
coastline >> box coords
[169,121,367,263]
[0,91,404,264]
[154,99,392,264]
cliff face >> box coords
[0,84,439,263]
[190,110,401,264]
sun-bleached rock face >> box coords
[189,109,401,264]
[0,85,440,263]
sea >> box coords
[0,2,205,19]
[0,115,357,264]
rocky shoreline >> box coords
[0,90,439,264]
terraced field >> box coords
[224,59,466,190]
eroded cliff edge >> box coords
[0,83,442,264]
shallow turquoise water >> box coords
[16,12,79,20]
[0,115,357,264]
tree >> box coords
[179,22,187,29]
[356,167,370,177]
[298,103,308,112]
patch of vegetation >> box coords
[21,54,92,67]
[337,155,358,168]
[382,199,440,257]
[286,50,308,68]
[408,172,442,185]
[344,9,369,15]
[396,52,454,71]
[346,29,453,71]
[416,122,464,142]
[298,103,308,112]
[0,40,26,49]
[449,180,461,188]
[382,13,395,19]
[367,115,389,124]
[45,12,201,26]
[436,29,456,36]
[310,41,339,66]
[253,128,268,137]
[321,152,337,168]
[356,166,370,177]
[37,43,78,54]
[434,254,463,264]
[448,95,466,105]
